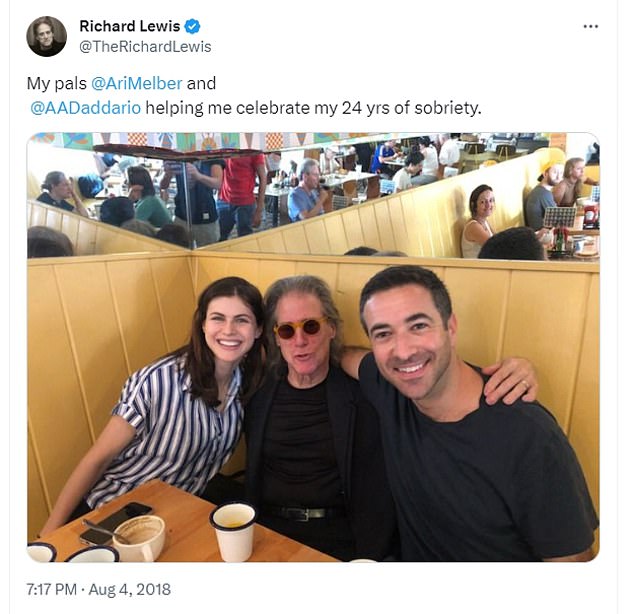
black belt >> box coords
[262,505,346,522]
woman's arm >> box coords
[39,416,136,536]
[463,220,492,245]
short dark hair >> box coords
[127,166,156,197]
[359,265,453,331]
[405,151,424,167]
[468,184,494,217]
[100,196,135,227]
[344,246,378,256]
[478,227,546,261]
[27,226,74,257]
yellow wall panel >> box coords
[321,215,349,255]
[502,271,590,427]
[444,267,510,366]
[305,220,332,255]
[373,200,396,251]
[28,265,94,511]
[340,209,365,251]
[150,256,196,351]
[107,259,170,373]
[357,205,381,248]
[28,435,48,537]
[249,232,280,254]
[280,225,310,254]
[54,261,130,436]
[568,273,599,512]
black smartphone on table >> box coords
[79,501,153,546]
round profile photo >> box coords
[27,16,67,57]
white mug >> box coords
[112,515,166,562]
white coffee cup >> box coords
[112,515,166,562]
[210,502,257,562]
[65,545,119,562]
[27,541,57,562]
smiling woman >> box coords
[39,277,265,538]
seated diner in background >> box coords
[126,165,172,229]
[244,274,539,561]
[27,226,74,258]
[524,160,563,232]
[552,157,599,207]
[39,277,265,537]
[370,139,399,176]
[392,151,424,193]
[437,132,461,179]
[99,196,135,228]
[36,171,90,218]
[287,158,333,222]
[461,184,496,258]
[415,135,439,185]
[319,147,341,175]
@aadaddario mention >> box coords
[80,19,182,32]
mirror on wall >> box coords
[27,132,566,256]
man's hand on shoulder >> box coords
[481,357,538,405]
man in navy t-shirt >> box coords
[341,265,598,561]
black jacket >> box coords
[244,365,398,560]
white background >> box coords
[6,1,630,613]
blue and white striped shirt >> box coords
[86,354,243,509]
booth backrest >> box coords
[203,148,568,257]
[27,200,181,255]
[28,250,598,543]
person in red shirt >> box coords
[217,154,268,240]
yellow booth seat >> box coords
[28,250,599,550]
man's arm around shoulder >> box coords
[341,347,370,380]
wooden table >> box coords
[41,480,338,562]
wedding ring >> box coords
[521,379,529,390]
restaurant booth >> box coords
[27,145,599,555]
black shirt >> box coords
[30,40,66,57]
[359,353,598,561]
[260,378,345,508]
[37,192,74,212]
[173,159,225,224]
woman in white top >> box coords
[461,184,496,258]
[319,147,341,175]
[419,136,439,179]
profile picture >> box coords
[27,16,67,57]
